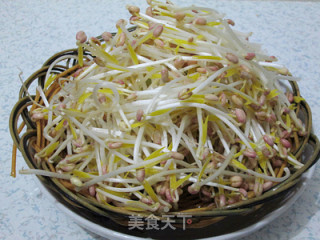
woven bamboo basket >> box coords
[9,32,320,238]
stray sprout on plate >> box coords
[20,0,306,213]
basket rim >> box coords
[9,43,320,224]
[17,126,320,215]
[15,129,320,238]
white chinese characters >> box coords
[128,214,192,231]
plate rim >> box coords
[34,165,316,240]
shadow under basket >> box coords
[9,47,320,239]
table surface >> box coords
[1,0,320,239]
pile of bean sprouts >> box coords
[21,0,306,213]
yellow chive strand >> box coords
[208,115,219,122]
[126,39,139,65]
[54,119,66,132]
[293,96,305,103]
[67,119,77,139]
[224,68,238,78]
[192,55,223,61]
[73,169,92,179]
[233,150,244,159]
[198,157,211,181]
[142,180,159,202]
[240,80,247,92]
[266,89,279,100]
[131,121,145,129]
[44,141,60,156]
[286,114,291,128]
[148,108,172,117]
[98,88,123,95]
[78,92,93,105]
[173,173,192,190]
[182,96,205,104]
[105,64,130,72]
[175,44,180,54]
[160,11,174,18]
[145,167,160,175]
[169,162,177,190]
[120,143,135,148]
[189,72,200,81]
[101,50,119,64]
[100,187,129,199]
[144,147,165,161]
[136,31,154,47]
[172,38,196,46]
[146,66,155,72]
[231,159,248,170]
[151,73,162,79]
[201,115,209,145]
[207,21,221,27]
[44,74,56,90]
[218,176,224,195]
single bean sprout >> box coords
[19,0,306,213]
